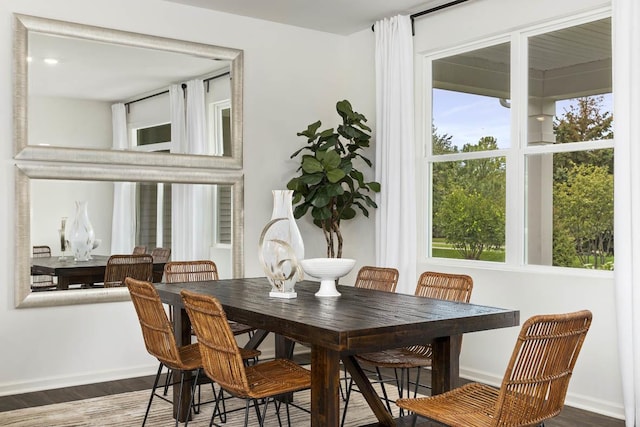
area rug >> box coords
[0,384,408,426]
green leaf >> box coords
[311,191,331,208]
[299,173,323,185]
[297,120,322,139]
[340,207,356,220]
[318,149,341,169]
[293,203,310,219]
[368,181,381,192]
[325,183,344,197]
[302,156,324,173]
[312,206,332,220]
[327,168,346,183]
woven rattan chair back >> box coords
[407,272,473,357]
[354,266,399,293]
[133,245,147,255]
[415,271,473,302]
[151,247,172,263]
[181,290,251,397]
[493,310,592,424]
[396,310,592,427]
[125,278,183,368]
[104,254,153,287]
[164,260,219,283]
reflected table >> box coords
[155,278,519,427]
[31,255,165,289]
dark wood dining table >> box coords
[31,255,166,289]
[154,277,519,427]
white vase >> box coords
[68,201,96,261]
[259,190,305,298]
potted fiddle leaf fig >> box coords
[287,100,380,258]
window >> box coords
[137,182,172,249]
[425,14,613,270]
[430,42,510,262]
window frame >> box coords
[419,8,613,274]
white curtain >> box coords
[110,103,136,254]
[614,1,640,425]
[171,80,212,260]
[374,15,417,295]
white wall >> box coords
[0,0,372,395]
[409,0,622,419]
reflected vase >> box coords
[259,190,304,298]
[68,201,96,261]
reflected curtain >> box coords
[374,15,417,295]
[171,80,212,260]
[613,0,640,425]
[110,103,136,254]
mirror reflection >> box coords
[28,32,233,156]
[30,179,236,292]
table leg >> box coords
[342,355,395,426]
[431,335,461,394]
[173,307,192,422]
[311,345,341,427]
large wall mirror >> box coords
[13,14,245,308]
[13,14,243,169]
[15,163,244,308]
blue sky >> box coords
[433,89,613,150]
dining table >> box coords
[154,277,519,427]
[31,255,166,289]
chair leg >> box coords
[340,378,354,427]
[163,368,173,396]
[375,367,394,415]
[142,363,164,427]
[184,369,200,427]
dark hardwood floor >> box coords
[0,356,623,427]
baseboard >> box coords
[0,364,158,397]
[460,367,625,420]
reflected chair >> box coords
[342,271,473,423]
[31,245,56,291]
[133,245,148,255]
[151,247,172,282]
[396,310,593,427]
[104,254,153,287]
[181,289,312,427]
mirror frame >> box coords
[15,163,245,308]
[13,13,244,169]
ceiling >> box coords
[165,0,457,35]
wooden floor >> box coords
[0,364,624,427]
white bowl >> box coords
[300,258,356,297]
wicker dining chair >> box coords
[133,245,148,255]
[342,271,473,423]
[163,260,260,408]
[150,248,172,282]
[164,261,256,337]
[104,254,153,288]
[338,266,399,400]
[126,278,259,427]
[31,245,56,291]
[125,277,203,427]
[354,266,400,292]
[396,310,593,427]
[181,289,312,427]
